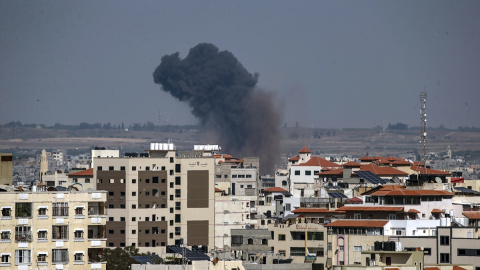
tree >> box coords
[103,247,139,270]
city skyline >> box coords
[1,1,480,129]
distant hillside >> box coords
[1,125,479,160]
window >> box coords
[231,235,243,246]
[278,234,286,241]
[109,217,114,221]
[305,171,311,175]
[132,204,136,209]
[132,179,137,184]
[146,166,150,171]
[120,217,125,221]
[247,238,253,245]
[38,230,48,240]
[175,177,181,185]
[424,248,431,255]
[153,227,159,234]
[132,230,136,234]
[1,254,10,263]
[15,203,32,218]
[38,207,47,216]
[354,246,362,252]
[15,226,32,242]
[74,230,83,239]
[354,213,361,219]
[2,207,12,218]
[75,207,83,216]
[175,164,181,173]
[132,192,136,196]
[52,226,68,240]
[52,202,69,217]
[388,214,396,220]
[15,249,31,264]
[440,235,449,245]
[132,166,136,171]
[175,214,181,223]
[52,249,68,263]
[120,166,125,171]
[97,166,102,171]
[175,227,181,235]
[109,166,114,171]
[440,253,450,263]
[262,239,268,245]
[295,170,300,175]
[132,217,136,221]
[1,231,11,241]
[170,157,174,163]
[170,195,173,201]
[282,180,287,186]
[153,177,159,183]
[175,202,181,210]
[74,252,83,261]
[175,189,181,198]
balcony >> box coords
[15,232,32,242]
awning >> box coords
[1,206,12,210]
[37,252,48,256]
[37,206,48,210]
[73,228,84,231]
[75,205,85,209]
[74,251,85,255]
[36,229,48,233]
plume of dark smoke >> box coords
[153,43,280,174]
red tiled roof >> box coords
[359,163,408,176]
[359,156,377,161]
[347,197,363,203]
[407,209,421,213]
[215,188,223,192]
[337,206,404,212]
[316,168,343,176]
[325,220,388,228]
[385,156,400,162]
[385,268,400,270]
[288,156,300,161]
[292,208,331,213]
[462,211,480,219]
[342,161,361,167]
[366,185,453,197]
[425,267,440,270]
[263,187,288,193]
[411,165,451,175]
[298,146,311,153]
[296,157,340,168]
[68,168,93,176]
[391,160,412,166]
[431,209,444,213]
[375,157,392,165]
[453,266,467,270]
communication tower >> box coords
[420,92,427,163]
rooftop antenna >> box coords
[420,91,427,164]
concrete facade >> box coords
[0,190,107,269]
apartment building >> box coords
[0,190,107,270]
[93,143,215,254]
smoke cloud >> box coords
[153,43,280,174]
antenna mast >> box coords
[420,92,427,164]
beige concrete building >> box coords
[0,190,107,269]
[268,222,327,264]
[93,143,216,255]
[0,153,13,186]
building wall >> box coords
[0,191,107,270]
[93,150,215,254]
[268,223,327,264]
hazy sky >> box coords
[1,1,479,129]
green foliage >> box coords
[387,122,408,130]
[103,246,163,270]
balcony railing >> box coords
[15,232,32,242]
